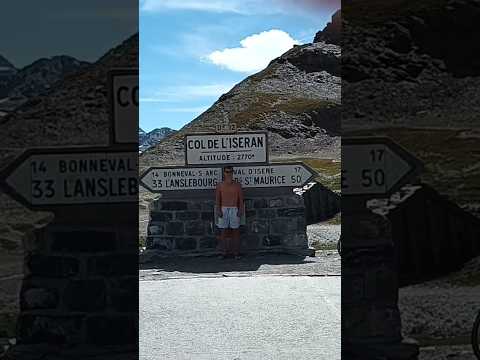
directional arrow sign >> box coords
[140,163,316,192]
[0,148,138,207]
[342,137,423,196]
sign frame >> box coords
[0,146,138,210]
[183,130,270,167]
[342,136,423,198]
[140,161,316,194]
[107,68,139,147]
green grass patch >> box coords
[311,242,338,251]
[446,273,480,287]
[292,158,341,192]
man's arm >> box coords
[237,184,245,216]
[215,184,223,216]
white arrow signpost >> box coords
[342,137,422,196]
[140,163,316,192]
[1,149,138,207]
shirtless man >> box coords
[215,165,244,259]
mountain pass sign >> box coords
[0,148,138,208]
[140,163,316,192]
[342,137,423,196]
[108,69,138,145]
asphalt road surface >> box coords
[140,275,340,360]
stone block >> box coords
[176,211,200,221]
[175,238,197,251]
[166,222,184,236]
[185,220,204,236]
[17,314,83,344]
[286,195,304,206]
[262,235,282,246]
[21,284,59,310]
[257,209,276,219]
[107,277,138,312]
[86,316,137,345]
[244,199,255,210]
[87,254,138,276]
[201,202,214,211]
[51,231,116,252]
[161,201,188,211]
[297,217,307,229]
[254,199,268,208]
[150,212,173,222]
[188,201,202,210]
[199,236,217,249]
[27,255,79,278]
[146,236,154,248]
[248,220,268,234]
[205,222,215,235]
[152,237,175,250]
[291,233,308,247]
[148,224,164,235]
[269,198,283,207]
[277,208,305,217]
[64,280,106,311]
[270,218,297,234]
[201,211,214,221]
[242,234,260,249]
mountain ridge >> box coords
[140,18,341,168]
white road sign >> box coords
[342,137,422,196]
[2,150,138,206]
[140,163,316,192]
[184,132,268,166]
[109,69,138,144]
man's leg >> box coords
[225,229,233,255]
[220,229,228,256]
[232,229,241,257]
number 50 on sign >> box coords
[342,138,422,196]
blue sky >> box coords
[140,0,339,131]
[0,1,137,68]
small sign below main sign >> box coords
[140,163,316,192]
[184,132,268,166]
[342,137,422,196]
[216,123,237,133]
[0,149,138,207]
[108,69,138,145]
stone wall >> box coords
[146,192,310,254]
[16,206,138,346]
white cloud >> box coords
[140,83,235,103]
[206,29,299,73]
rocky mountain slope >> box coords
[0,55,89,115]
[342,1,480,219]
[0,34,138,150]
[0,56,17,95]
[140,15,341,167]
[139,127,176,152]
